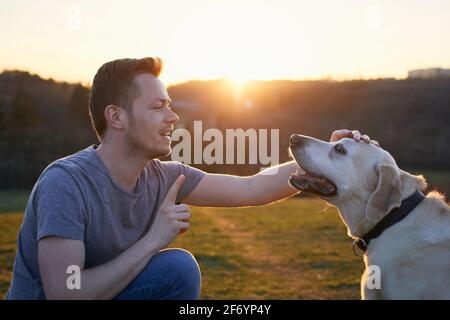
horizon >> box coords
[3,67,448,89]
[1,0,450,86]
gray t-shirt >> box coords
[6,145,206,299]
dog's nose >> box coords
[289,134,305,147]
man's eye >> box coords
[334,143,347,155]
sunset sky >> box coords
[1,0,449,85]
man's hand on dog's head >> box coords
[330,129,380,147]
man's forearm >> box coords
[182,161,299,207]
[250,160,299,205]
[60,236,159,300]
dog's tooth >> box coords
[296,166,306,175]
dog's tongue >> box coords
[311,179,336,194]
[290,171,336,195]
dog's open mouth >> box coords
[289,166,337,197]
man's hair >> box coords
[88,57,163,140]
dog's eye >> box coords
[334,143,347,155]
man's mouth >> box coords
[289,165,337,197]
[160,128,173,140]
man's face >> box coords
[125,73,179,159]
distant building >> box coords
[408,68,450,79]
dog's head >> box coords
[289,134,427,236]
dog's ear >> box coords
[399,169,427,192]
[365,164,402,223]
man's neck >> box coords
[95,142,150,193]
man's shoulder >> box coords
[146,159,206,183]
[148,158,189,170]
[146,159,188,175]
[147,158,169,171]
[38,146,98,186]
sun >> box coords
[226,75,250,89]
[229,76,249,87]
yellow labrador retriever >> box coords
[289,134,450,299]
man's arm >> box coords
[39,235,160,300]
[182,161,299,207]
[182,129,378,207]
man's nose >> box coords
[166,108,180,124]
[289,134,307,147]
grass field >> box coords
[0,192,365,300]
[170,199,364,299]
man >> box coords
[7,57,376,299]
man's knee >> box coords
[158,248,201,299]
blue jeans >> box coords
[114,248,201,300]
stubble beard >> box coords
[125,116,171,160]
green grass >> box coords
[0,195,364,300]
[171,199,364,299]
[0,213,21,298]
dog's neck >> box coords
[334,171,427,239]
[334,194,373,238]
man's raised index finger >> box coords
[164,175,185,204]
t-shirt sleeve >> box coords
[35,167,86,242]
[153,160,206,203]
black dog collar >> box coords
[352,190,426,256]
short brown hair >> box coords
[88,57,163,139]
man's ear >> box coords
[365,164,402,223]
[104,104,126,131]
